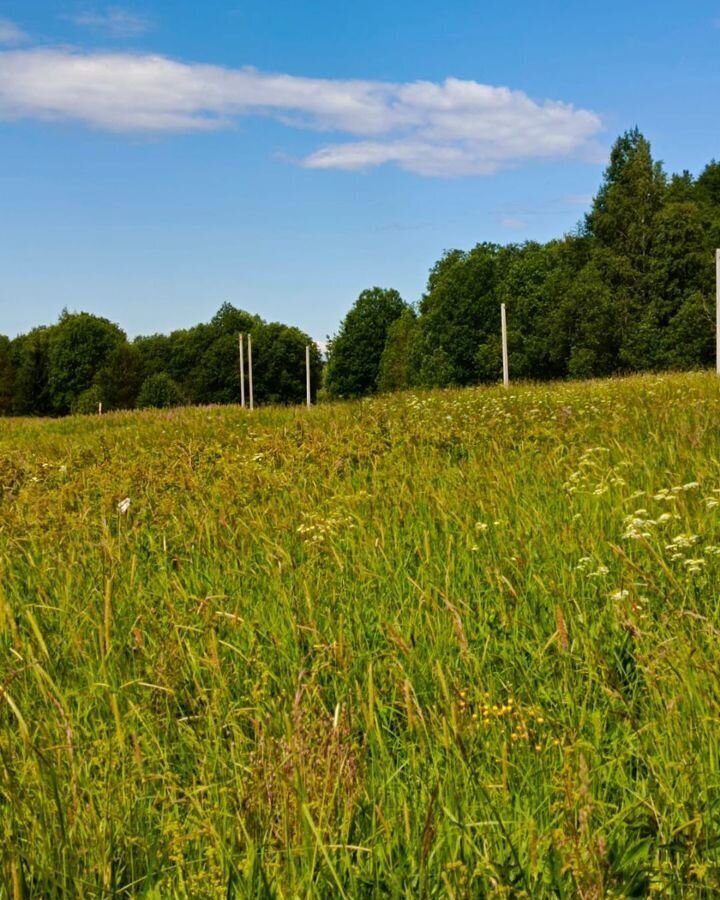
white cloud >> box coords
[497,215,528,230]
[0,48,603,177]
[0,19,28,45]
[71,7,152,38]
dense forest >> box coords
[326,129,720,396]
[2,128,719,416]
[0,304,322,415]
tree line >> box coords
[325,129,720,397]
[3,128,719,416]
[0,304,322,415]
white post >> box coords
[239,333,245,407]
[716,249,720,375]
[98,402,103,415]
[501,303,509,388]
[306,345,311,408]
[248,333,254,411]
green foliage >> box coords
[10,327,53,416]
[377,307,420,392]
[95,342,145,410]
[326,287,407,397]
[71,383,104,415]
[6,129,720,415]
[0,335,14,416]
[8,304,320,417]
[385,128,718,391]
[696,160,720,207]
[475,335,503,382]
[2,373,720,894]
[250,323,322,405]
[186,331,242,405]
[419,346,455,388]
[132,331,174,380]
[136,372,184,409]
[47,311,126,414]
[210,301,260,338]
[418,244,511,386]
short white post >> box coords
[98,402,103,415]
[239,333,245,407]
[501,303,509,388]
[716,249,719,375]
[306,345,311,408]
[248,333,254,411]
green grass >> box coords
[2,371,720,897]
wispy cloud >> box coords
[0,48,603,177]
[563,193,593,206]
[497,215,528,230]
[0,18,29,45]
[71,7,152,38]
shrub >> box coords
[71,384,104,415]
[137,373,184,409]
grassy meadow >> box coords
[2,371,720,897]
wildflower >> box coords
[666,533,700,551]
[117,497,131,514]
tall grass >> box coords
[1,372,720,896]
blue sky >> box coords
[1,1,719,341]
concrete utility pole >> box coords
[306,345,311,408]
[248,333,254,411]
[501,303,509,388]
[239,333,245,407]
[716,250,720,375]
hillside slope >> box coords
[2,373,720,895]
